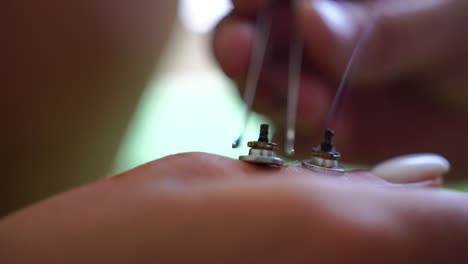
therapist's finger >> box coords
[213,14,253,80]
[298,0,468,84]
[231,0,274,17]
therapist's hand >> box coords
[213,0,468,178]
[1,153,466,263]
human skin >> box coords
[213,0,468,178]
[1,153,467,263]
[5,0,177,215]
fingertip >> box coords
[213,17,253,79]
[297,0,361,76]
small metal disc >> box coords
[237,124,284,166]
[239,155,284,166]
[302,159,345,175]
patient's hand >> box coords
[1,153,467,263]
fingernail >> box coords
[371,154,450,183]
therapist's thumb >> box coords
[297,0,468,84]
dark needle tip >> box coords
[232,138,241,148]
[258,124,270,143]
[321,128,335,152]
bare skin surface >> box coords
[1,153,467,263]
[213,0,468,178]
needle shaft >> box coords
[326,0,386,127]
[285,31,304,155]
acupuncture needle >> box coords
[285,28,304,155]
[232,5,273,148]
[326,0,386,127]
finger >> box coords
[329,85,468,178]
[1,153,460,263]
[297,0,366,79]
[231,0,272,17]
[116,153,443,189]
[246,70,331,130]
[213,6,297,81]
[155,170,468,262]
[298,0,468,83]
[213,13,331,129]
[213,14,253,80]
[115,152,356,183]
